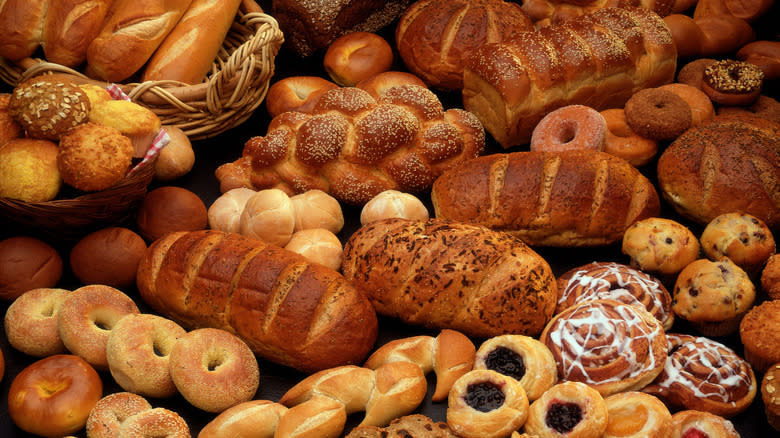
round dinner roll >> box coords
[169,328,260,413]
[284,228,344,271]
[58,284,140,370]
[208,187,257,233]
[0,137,62,202]
[86,392,152,438]
[0,236,63,301]
[106,313,186,398]
[239,188,296,246]
[8,77,91,140]
[290,189,344,234]
[136,186,208,242]
[70,227,147,288]
[324,31,394,87]
[356,71,428,100]
[58,122,134,192]
[154,126,195,181]
[5,288,70,357]
[266,76,339,118]
[360,190,429,225]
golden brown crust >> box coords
[4,288,70,357]
[739,300,780,373]
[603,392,673,438]
[669,410,740,437]
[524,381,608,438]
[346,414,459,438]
[86,392,153,438]
[324,32,394,87]
[199,400,287,438]
[0,0,48,61]
[700,212,776,274]
[116,407,190,438]
[8,77,91,140]
[266,76,339,118]
[658,83,715,127]
[42,0,113,67]
[70,227,148,289]
[762,254,780,300]
[0,138,62,203]
[761,363,780,431]
[57,122,134,192]
[600,108,658,167]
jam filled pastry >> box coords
[670,410,740,438]
[556,262,674,330]
[540,299,668,396]
[524,381,608,438]
[473,334,558,401]
[643,333,757,418]
[602,391,673,438]
[446,369,529,438]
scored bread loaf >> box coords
[0,0,49,61]
[431,150,661,247]
[341,218,558,337]
[519,0,675,26]
[136,229,378,373]
[462,6,677,148]
[42,0,113,67]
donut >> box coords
[57,284,140,370]
[624,88,693,141]
[677,58,717,89]
[658,83,715,127]
[116,407,190,438]
[86,392,152,438]
[702,60,764,106]
[265,76,339,118]
[524,381,608,438]
[324,31,394,87]
[4,287,69,357]
[529,105,607,152]
[168,328,260,413]
[106,314,187,398]
[600,108,659,167]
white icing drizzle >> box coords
[547,300,664,385]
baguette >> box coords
[85,0,194,82]
[136,229,378,373]
[0,0,49,61]
[142,0,243,83]
[42,0,113,67]
[341,218,558,338]
[430,150,661,247]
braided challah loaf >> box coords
[216,84,485,205]
[462,6,676,148]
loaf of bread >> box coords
[519,0,674,26]
[215,84,485,205]
[142,0,243,83]
[431,150,661,247]
[462,7,677,148]
[136,229,379,373]
[42,0,113,67]
[86,0,194,82]
[341,218,558,338]
[0,0,48,61]
[272,0,414,57]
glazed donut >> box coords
[677,58,717,89]
[524,381,608,438]
[658,83,715,127]
[86,392,152,438]
[106,314,187,398]
[168,328,260,413]
[624,88,693,141]
[600,108,659,167]
[57,285,140,370]
[701,60,764,106]
[473,334,557,401]
[446,369,529,438]
[529,105,607,152]
[737,40,780,81]
[265,76,339,118]
[324,31,394,87]
[718,94,780,126]
[356,71,428,100]
[603,392,673,438]
[4,287,69,357]
[116,407,190,438]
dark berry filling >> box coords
[484,346,526,381]
[545,401,583,433]
[465,382,505,413]
[681,428,709,438]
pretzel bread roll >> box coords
[86,0,195,82]
[42,0,113,67]
[0,0,48,61]
[324,32,394,87]
[266,76,339,118]
[142,0,243,83]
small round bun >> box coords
[58,122,134,192]
[5,287,70,356]
[266,76,339,118]
[70,227,147,288]
[360,190,429,225]
[154,126,195,181]
[58,285,140,370]
[622,217,700,275]
[137,186,208,242]
[8,77,90,140]
[169,328,260,413]
[0,236,63,300]
[0,93,23,147]
[284,228,344,271]
[208,187,257,233]
[324,31,394,87]
[0,138,62,202]
[239,188,296,246]
[290,189,344,234]
[86,392,152,438]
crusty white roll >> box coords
[4,288,70,357]
[324,31,394,87]
[360,190,429,225]
[284,228,344,271]
[239,188,296,246]
[208,187,257,234]
[266,76,339,118]
[290,189,344,234]
[154,126,195,181]
[199,400,288,438]
[0,0,48,61]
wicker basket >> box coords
[0,0,284,140]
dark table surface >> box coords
[0,1,778,436]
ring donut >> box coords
[658,83,715,127]
[169,328,260,412]
[624,88,693,141]
[600,108,658,167]
[530,105,607,152]
[117,407,190,438]
[4,287,69,357]
[57,285,140,370]
[86,392,152,438]
[702,60,765,106]
[677,58,717,89]
[106,314,187,398]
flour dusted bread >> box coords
[431,150,661,247]
[341,218,557,337]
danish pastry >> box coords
[473,335,557,401]
[524,381,608,438]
